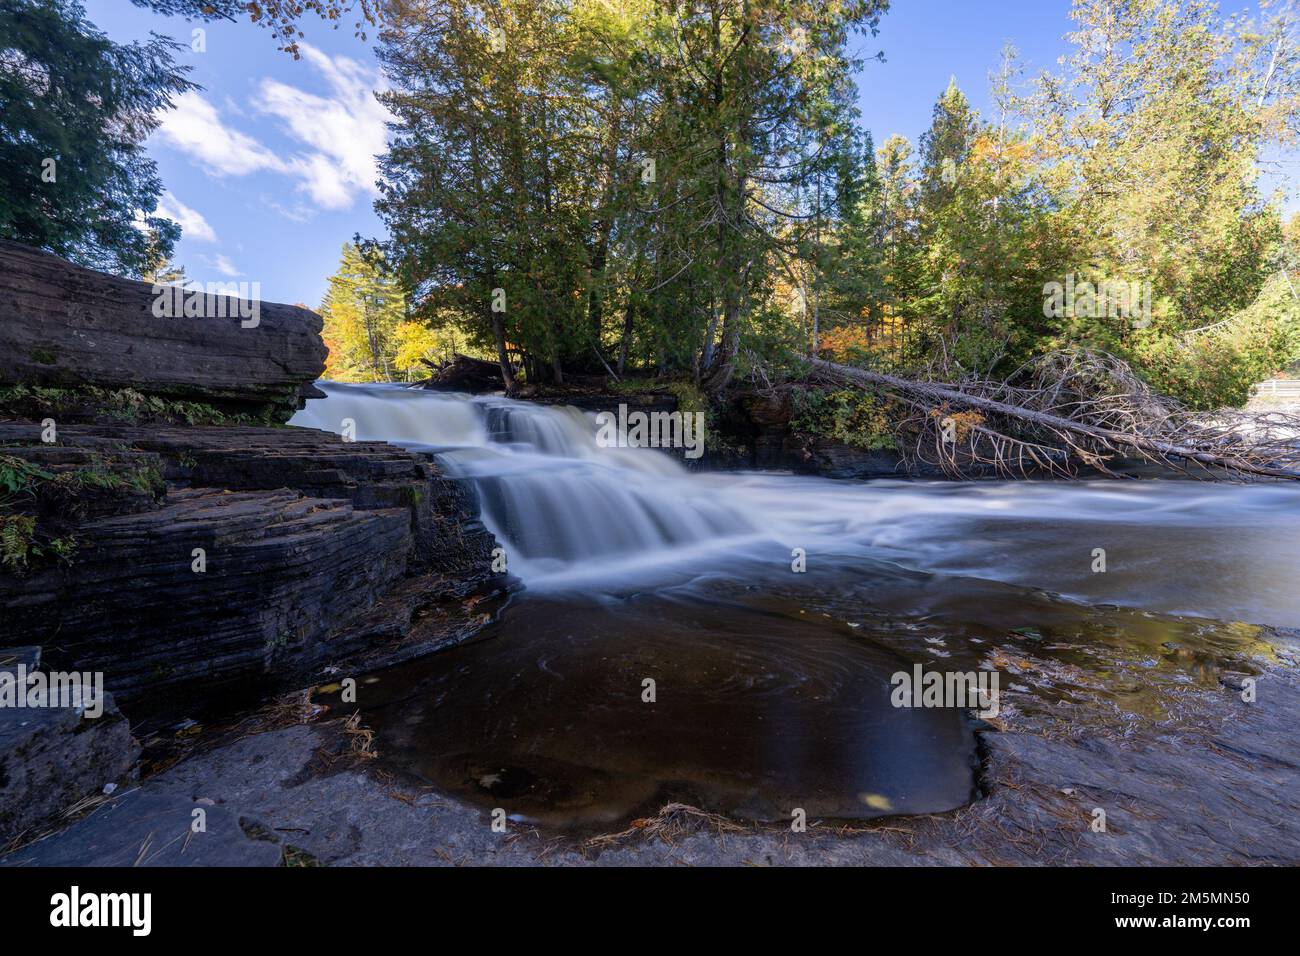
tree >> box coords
[130,1,386,57]
[818,129,885,348]
[374,0,889,391]
[361,0,1298,408]
[0,0,195,276]
[377,0,605,390]
[319,243,410,382]
[918,76,977,219]
[1029,0,1300,405]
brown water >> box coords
[331,586,977,826]
[296,384,1296,828]
[320,556,1281,828]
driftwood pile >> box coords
[809,350,1300,481]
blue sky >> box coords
[83,0,1283,307]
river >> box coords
[289,382,1300,827]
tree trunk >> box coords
[809,358,1300,480]
[491,310,515,393]
[617,295,634,376]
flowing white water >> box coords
[291,381,1300,627]
[290,382,763,582]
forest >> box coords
[5,0,1300,888]
[308,0,1300,414]
[5,0,1300,411]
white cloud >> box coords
[152,47,390,214]
[255,45,391,210]
[155,91,288,178]
[156,191,217,243]
[211,254,242,278]
[260,194,314,223]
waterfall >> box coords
[289,382,759,582]
[291,381,1300,624]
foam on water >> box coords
[291,381,1300,626]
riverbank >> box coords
[0,244,508,845]
[8,607,1296,866]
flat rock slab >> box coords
[0,240,325,418]
[0,647,41,670]
[2,791,282,867]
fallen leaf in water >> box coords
[858,793,893,811]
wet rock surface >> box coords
[0,422,502,703]
[9,660,1294,866]
[2,791,283,867]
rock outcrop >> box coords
[418,353,509,393]
[0,240,327,421]
[0,242,506,850]
[0,422,501,705]
[0,647,139,848]
[716,390,1000,478]
[713,391,926,477]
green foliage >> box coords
[809,0,1300,408]
[130,1,384,58]
[0,384,271,426]
[0,448,161,574]
[0,455,54,495]
[791,388,896,450]
[0,514,37,569]
[0,0,195,275]
[135,0,1287,411]
[0,508,78,571]
[660,381,708,416]
[375,0,889,389]
[0,451,163,501]
[1126,274,1300,409]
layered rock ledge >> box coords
[0,240,327,421]
[0,242,505,848]
[0,422,501,703]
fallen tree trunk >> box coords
[809,356,1300,481]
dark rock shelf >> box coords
[0,240,327,420]
[0,422,502,703]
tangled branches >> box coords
[808,349,1300,481]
